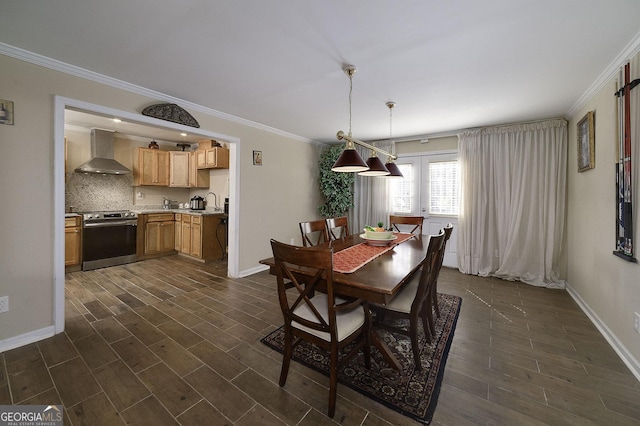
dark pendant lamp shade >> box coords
[383,160,403,177]
[358,154,390,176]
[331,147,369,172]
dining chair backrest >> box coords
[430,223,454,320]
[412,230,446,312]
[299,219,329,247]
[389,215,425,235]
[325,216,349,241]
[271,239,337,333]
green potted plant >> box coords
[318,145,355,217]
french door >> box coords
[392,152,459,267]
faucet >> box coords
[206,192,221,211]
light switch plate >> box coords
[634,312,640,334]
[0,296,8,313]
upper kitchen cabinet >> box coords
[169,151,208,188]
[196,140,229,170]
[134,147,169,186]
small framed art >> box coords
[577,111,595,172]
[0,99,14,125]
[253,150,262,166]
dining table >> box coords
[259,232,431,370]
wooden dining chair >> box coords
[325,216,350,241]
[299,219,328,247]
[370,230,446,370]
[389,215,424,235]
[270,239,370,418]
[431,223,454,319]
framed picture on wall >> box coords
[253,150,262,166]
[0,99,14,125]
[577,111,595,172]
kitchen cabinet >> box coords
[196,147,229,169]
[169,151,208,188]
[65,216,82,270]
[141,213,175,256]
[135,147,169,186]
[178,213,225,261]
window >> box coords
[429,160,459,215]
[389,163,414,213]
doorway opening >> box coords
[54,96,240,333]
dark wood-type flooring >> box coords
[1,255,639,425]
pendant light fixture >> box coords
[383,101,403,178]
[358,150,390,176]
[331,66,369,172]
[332,65,400,174]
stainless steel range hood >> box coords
[75,129,131,175]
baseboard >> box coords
[238,264,269,278]
[565,282,640,383]
[0,326,56,353]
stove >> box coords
[82,210,138,223]
[80,210,138,270]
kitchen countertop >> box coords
[133,209,227,216]
[65,213,81,217]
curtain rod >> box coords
[366,117,567,145]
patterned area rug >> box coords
[261,293,462,424]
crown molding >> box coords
[0,42,315,144]
[566,29,640,120]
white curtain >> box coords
[349,142,393,233]
[457,119,567,288]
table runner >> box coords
[333,233,415,274]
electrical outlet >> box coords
[634,312,640,334]
[136,191,144,200]
[0,296,8,313]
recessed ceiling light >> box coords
[180,132,187,137]
[112,118,122,123]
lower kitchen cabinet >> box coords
[65,216,82,271]
[141,213,175,257]
[139,212,225,262]
[178,213,225,262]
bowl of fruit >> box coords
[363,222,394,240]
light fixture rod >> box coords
[336,130,398,161]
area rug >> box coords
[261,293,462,424]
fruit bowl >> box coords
[363,229,394,239]
[360,234,398,246]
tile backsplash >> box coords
[65,172,134,212]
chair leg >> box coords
[432,283,441,318]
[364,309,372,369]
[420,309,432,344]
[279,326,293,387]
[409,315,422,370]
[328,346,339,418]
[424,295,436,336]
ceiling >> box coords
[2,1,640,144]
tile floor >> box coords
[1,255,639,425]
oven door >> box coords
[82,220,138,270]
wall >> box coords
[395,135,458,154]
[566,53,640,373]
[0,53,322,348]
[65,129,216,211]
